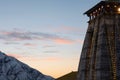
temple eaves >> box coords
[84,1,120,17]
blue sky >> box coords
[0,0,100,78]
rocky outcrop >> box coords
[0,52,54,80]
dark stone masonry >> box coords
[77,0,120,80]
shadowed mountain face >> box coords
[0,52,54,80]
[56,71,77,80]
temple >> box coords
[77,0,120,80]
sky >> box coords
[0,0,100,78]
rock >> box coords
[0,51,54,80]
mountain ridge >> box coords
[0,51,54,80]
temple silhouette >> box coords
[77,0,120,80]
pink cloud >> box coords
[54,38,74,44]
[0,30,74,43]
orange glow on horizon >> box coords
[7,54,78,78]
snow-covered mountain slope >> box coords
[0,52,54,80]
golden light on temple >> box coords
[114,5,117,7]
[118,7,120,14]
[118,7,120,12]
[78,1,120,80]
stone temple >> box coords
[77,0,120,80]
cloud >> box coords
[43,51,59,53]
[0,30,74,44]
[24,43,37,47]
[54,38,74,44]
[4,42,19,45]
[0,31,32,41]
[42,45,56,48]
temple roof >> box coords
[84,1,120,16]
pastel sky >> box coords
[0,0,100,78]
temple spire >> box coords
[77,0,120,80]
